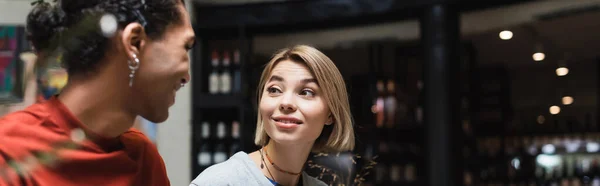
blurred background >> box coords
[2,0,600,185]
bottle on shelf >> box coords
[591,159,600,186]
[506,137,518,184]
[232,49,242,93]
[580,157,592,186]
[197,144,212,168]
[389,163,401,183]
[213,143,228,164]
[231,120,240,140]
[220,50,232,94]
[374,80,385,128]
[573,157,584,186]
[213,121,228,164]
[414,80,424,125]
[217,121,227,139]
[464,170,474,186]
[405,163,416,182]
[229,121,241,157]
[560,157,570,186]
[201,121,210,140]
[384,80,397,128]
[209,50,220,94]
[375,162,387,184]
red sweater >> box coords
[0,97,170,186]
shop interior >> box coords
[189,0,600,185]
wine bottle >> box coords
[231,120,240,139]
[405,163,416,182]
[197,144,212,168]
[390,163,401,183]
[414,81,424,125]
[549,167,559,186]
[375,162,387,184]
[209,50,220,94]
[201,121,210,139]
[220,50,232,94]
[212,121,228,163]
[229,121,241,157]
[217,121,226,139]
[213,143,227,164]
[582,157,592,186]
[375,80,385,128]
[384,80,397,128]
[233,49,242,93]
[563,156,572,186]
[591,159,600,186]
[534,158,545,185]
[574,157,584,186]
[506,137,517,184]
[464,170,473,186]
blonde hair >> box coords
[254,45,355,152]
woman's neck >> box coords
[262,140,314,186]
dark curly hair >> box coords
[26,0,185,75]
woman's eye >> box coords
[300,89,315,97]
[267,87,281,94]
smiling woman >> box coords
[190,45,355,186]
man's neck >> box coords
[58,77,135,138]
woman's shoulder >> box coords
[189,151,266,186]
[301,172,329,186]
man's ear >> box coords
[120,23,146,59]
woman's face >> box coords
[133,4,194,123]
[259,60,332,146]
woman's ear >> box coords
[325,114,334,125]
[120,22,146,58]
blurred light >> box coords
[70,128,86,143]
[371,98,384,113]
[536,154,561,168]
[565,140,581,153]
[537,115,545,124]
[464,172,473,186]
[511,158,521,170]
[527,145,538,155]
[587,142,600,153]
[582,158,592,171]
[19,52,37,62]
[542,144,556,154]
[533,52,545,61]
[499,30,513,40]
[100,14,118,37]
[417,80,424,90]
[593,178,600,186]
[556,67,569,76]
[562,96,574,105]
[550,106,561,115]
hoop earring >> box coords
[128,54,140,87]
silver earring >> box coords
[128,54,140,87]
[180,83,185,88]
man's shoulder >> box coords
[0,101,56,133]
[0,101,51,126]
[121,128,157,149]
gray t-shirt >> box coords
[189,152,327,186]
